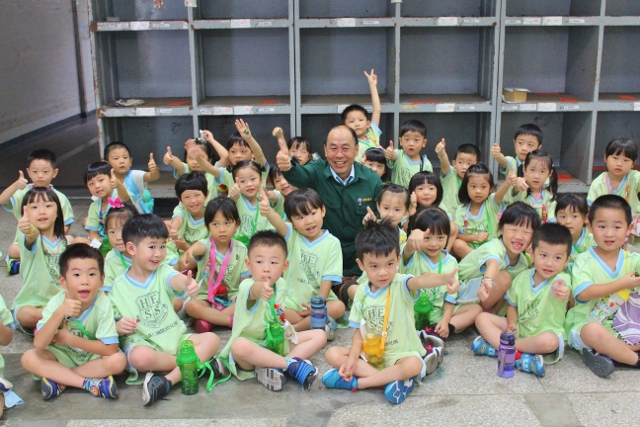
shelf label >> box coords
[151,22,171,29]
[523,17,541,25]
[136,107,155,116]
[257,21,272,27]
[402,105,419,110]
[336,18,356,27]
[213,107,233,115]
[184,0,197,7]
[559,105,580,111]
[435,103,455,113]
[505,19,522,25]
[362,20,380,26]
[130,21,151,31]
[255,107,275,113]
[199,108,212,115]
[437,17,458,26]
[157,108,173,115]
[502,105,519,112]
[542,16,563,26]
[462,18,480,25]
[234,106,253,115]
[456,105,476,111]
[519,103,537,111]
[97,22,117,31]
[567,18,586,24]
[633,102,640,111]
[538,103,557,112]
[230,19,251,28]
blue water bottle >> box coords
[497,331,516,378]
[310,296,327,330]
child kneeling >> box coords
[21,244,127,399]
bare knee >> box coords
[324,346,347,366]
[7,244,20,260]
[128,347,157,371]
[230,337,254,360]
[402,357,424,378]
[328,300,345,318]
[105,351,127,374]
[538,334,559,354]
[21,349,38,370]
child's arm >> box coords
[163,146,186,176]
[403,228,426,264]
[143,153,161,182]
[235,119,267,167]
[272,127,287,147]
[384,140,398,161]
[447,221,457,253]
[203,130,230,169]
[109,168,130,202]
[53,320,120,356]
[339,330,363,381]
[169,216,183,242]
[168,270,200,300]
[364,69,381,126]
[190,144,222,179]
[490,143,509,169]
[435,139,451,176]
[88,230,101,243]
[180,241,208,267]
[0,171,28,206]
[249,275,275,302]
[576,273,640,302]
[259,189,288,237]
[18,206,39,250]
[506,304,518,330]
[407,268,459,293]
[435,302,455,338]
[493,174,516,206]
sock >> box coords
[284,358,294,372]
[448,323,456,335]
[82,378,97,391]
[515,351,523,361]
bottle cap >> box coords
[499,331,515,346]
[177,340,199,364]
[310,295,326,308]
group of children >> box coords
[1,69,640,412]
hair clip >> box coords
[108,197,124,209]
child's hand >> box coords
[506,323,517,336]
[408,228,427,252]
[116,316,138,335]
[174,238,189,252]
[259,188,271,217]
[435,138,446,158]
[340,357,357,381]
[18,206,32,236]
[474,232,489,243]
[551,279,569,302]
[168,226,179,241]
[109,168,118,190]
[235,119,252,141]
[515,177,529,192]
[184,138,196,152]
[276,138,292,172]
[384,141,396,160]
[15,170,28,190]
[363,206,377,224]
[202,130,215,142]
[272,126,285,140]
[182,248,195,266]
[52,319,72,345]
[477,278,493,302]
[364,69,378,87]
[163,146,174,165]
[507,172,518,187]
[490,143,502,159]
[260,274,274,301]
[296,303,311,318]
[229,183,241,201]
[60,289,82,318]
[148,153,157,174]
[444,268,459,294]
[185,270,199,299]
[621,271,640,290]
[434,319,450,339]
[410,191,417,211]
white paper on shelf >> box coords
[157,108,173,115]
[634,102,640,112]
[457,105,476,111]
[230,19,251,28]
[542,16,563,26]
[462,18,480,25]
[184,0,197,7]
[256,107,276,113]
[559,105,580,111]
[213,107,233,115]
[435,103,455,113]
[568,18,586,24]
[523,17,541,25]
[97,22,117,31]
[538,103,557,112]
[505,19,522,25]
[336,18,356,27]
[199,108,212,115]
[519,104,537,111]
[362,20,380,25]
[437,17,458,26]
[502,105,519,111]
[257,21,273,27]
[151,22,171,29]
[337,104,350,113]
[130,21,151,30]
[136,107,155,116]
[234,106,253,115]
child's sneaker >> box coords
[194,319,213,334]
[83,376,118,398]
[7,258,19,275]
[321,368,357,391]
[325,316,337,341]
[471,336,498,357]
[142,372,171,406]
[515,354,545,377]
[255,367,286,391]
[0,376,13,393]
[384,378,414,404]
[423,351,440,376]
[285,357,318,390]
[419,333,445,363]
[41,377,66,400]
[582,349,615,378]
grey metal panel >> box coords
[298,0,394,19]
[561,111,594,183]
[506,0,601,17]
[401,0,495,17]
[565,26,600,102]
[197,0,289,19]
[93,0,188,21]
[193,19,290,29]
[594,112,640,167]
[605,1,640,17]
[297,18,394,28]
[600,27,640,93]
[603,16,640,25]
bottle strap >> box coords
[70,318,96,341]
[572,243,581,255]
[486,204,492,240]
[377,286,392,358]
[198,356,232,392]
[118,251,129,270]
[207,239,233,304]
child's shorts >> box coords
[46,344,104,368]
[11,306,38,335]
[456,277,483,305]
[122,333,193,385]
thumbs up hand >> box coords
[259,187,271,217]
[384,141,397,160]
[363,206,377,224]
[148,153,157,174]
[185,270,199,299]
[60,289,82,318]
[19,206,33,236]
[15,171,28,190]
[435,138,446,157]
[163,146,174,165]
[551,279,570,302]
[261,274,274,301]
[276,137,292,171]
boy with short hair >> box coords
[473,223,572,377]
[564,195,640,378]
[491,123,543,177]
[108,214,222,405]
[322,220,458,404]
[0,149,75,270]
[21,243,127,399]
[436,141,481,212]
[384,120,433,188]
[342,69,382,162]
[221,231,326,392]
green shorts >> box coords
[46,344,102,369]
[122,333,193,385]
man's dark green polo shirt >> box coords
[282,160,383,277]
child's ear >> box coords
[52,168,59,178]
[245,257,251,271]
[282,259,289,273]
[125,242,136,257]
[356,258,365,272]
[58,275,67,289]
[321,206,326,218]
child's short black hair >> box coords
[104,202,138,232]
[288,136,313,155]
[378,183,410,210]
[588,195,632,226]
[205,196,240,226]
[356,219,399,260]
[59,243,104,277]
[341,104,369,122]
[84,161,112,185]
[514,123,543,146]
[104,141,131,160]
[22,187,65,239]
[532,223,572,257]
[408,207,450,239]
[604,137,638,162]
[226,131,250,151]
[268,164,282,185]
[523,149,558,201]
[28,148,57,168]
[555,193,588,217]
[408,171,443,207]
[122,214,168,246]
[363,147,391,182]
[499,201,541,232]
[399,120,427,139]
[232,160,266,180]
[284,188,324,219]
[248,230,288,258]
[456,144,481,160]
[175,171,209,200]
[458,163,494,206]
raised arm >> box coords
[235,119,266,167]
[143,153,161,182]
[163,146,185,176]
[490,143,509,169]
[435,139,451,176]
[364,69,381,127]
[202,130,229,168]
[0,171,27,206]
[259,188,288,237]
[494,173,516,206]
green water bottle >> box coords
[266,319,285,355]
[176,340,200,395]
[414,291,433,330]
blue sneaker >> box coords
[41,377,66,400]
[0,376,13,393]
[7,259,19,275]
[321,368,357,391]
[583,349,615,378]
[285,358,318,390]
[515,354,545,377]
[84,376,118,398]
[471,336,498,357]
[384,378,414,404]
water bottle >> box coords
[414,291,433,330]
[362,332,384,369]
[176,340,200,395]
[587,289,631,323]
[310,295,327,330]
[195,130,206,144]
[497,332,516,378]
[266,319,285,355]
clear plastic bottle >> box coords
[497,331,515,379]
[176,340,200,395]
[310,295,327,330]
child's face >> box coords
[126,237,167,272]
[289,143,312,165]
[556,207,586,238]
[208,211,240,247]
[180,189,206,215]
[107,217,128,253]
[500,222,534,258]
[422,231,448,261]
[27,159,58,188]
[588,208,630,253]
[245,244,289,285]
[59,258,103,307]
[399,131,427,158]
[273,173,295,196]
[413,181,438,207]
[228,143,252,165]
[532,241,569,280]
[235,168,261,199]
[344,110,370,138]
[356,250,400,290]
[26,196,58,232]
[362,158,386,178]
[377,192,408,227]
[604,151,635,179]
[290,205,325,241]
[524,158,551,192]
[186,146,207,171]
[514,134,540,162]
[466,174,492,205]
[453,152,477,178]
[87,174,111,199]
[107,148,133,175]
